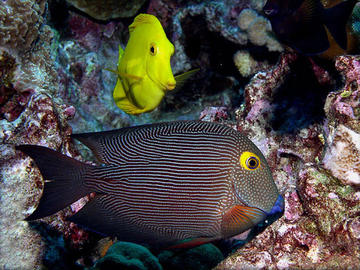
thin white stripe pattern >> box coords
[76,121,244,241]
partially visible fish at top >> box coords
[16,121,284,249]
[263,0,358,58]
[107,13,198,115]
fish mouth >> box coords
[166,82,176,90]
[266,194,284,216]
[148,75,167,91]
[147,71,175,91]
[254,195,284,230]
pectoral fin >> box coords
[174,68,199,90]
[221,205,265,238]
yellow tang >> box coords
[108,13,198,115]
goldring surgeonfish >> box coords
[109,14,197,115]
[17,121,283,247]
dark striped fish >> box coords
[17,121,283,247]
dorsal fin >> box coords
[71,121,234,165]
[129,14,160,33]
[300,0,323,25]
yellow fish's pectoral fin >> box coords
[114,96,148,115]
[105,68,143,81]
[174,68,200,90]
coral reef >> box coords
[65,0,146,21]
[0,0,58,93]
[215,54,360,269]
[237,8,283,52]
[92,242,163,270]
[323,56,360,186]
[233,50,271,78]
[0,0,46,51]
[56,11,130,132]
[0,93,80,269]
[1,0,360,268]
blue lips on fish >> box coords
[16,120,282,247]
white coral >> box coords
[233,50,256,77]
[237,8,283,52]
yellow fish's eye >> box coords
[239,151,260,170]
[150,42,158,56]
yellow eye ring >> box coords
[150,42,157,56]
[239,151,260,170]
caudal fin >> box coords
[16,145,92,221]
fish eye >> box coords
[150,42,157,56]
[239,151,261,171]
[246,157,259,170]
[264,9,274,16]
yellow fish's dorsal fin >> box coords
[174,68,199,91]
[105,68,143,81]
[129,14,160,33]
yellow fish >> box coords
[108,14,197,115]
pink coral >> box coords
[199,106,228,122]
[284,191,303,223]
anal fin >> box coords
[167,237,217,249]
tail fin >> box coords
[323,0,357,50]
[16,145,93,221]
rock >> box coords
[65,0,146,21]
[323,124,360,186]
